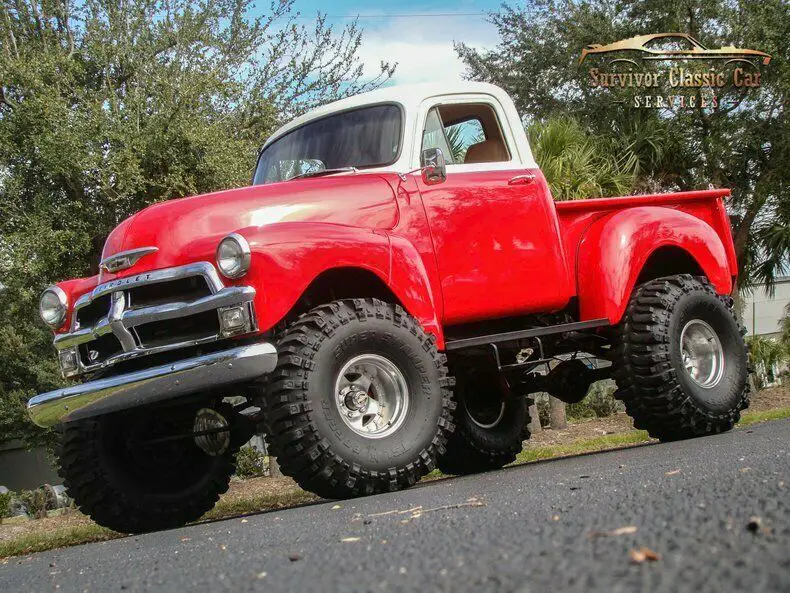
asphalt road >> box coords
[2,420,789,593]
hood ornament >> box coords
[100,247,158,273]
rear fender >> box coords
[577,206,733,324]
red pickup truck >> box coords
[29,82,749,533]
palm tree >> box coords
[781,303,790,348]
[527,117,638,201]
[444,125,467,163]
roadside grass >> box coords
[737,407,790,426]
[2,406,788,560]
[0,523,117,559]
[512,430,652,465]
[201,489,319,522]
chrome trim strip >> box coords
[28,342,277,427]
[122,286,256,328]
[72,262,225,326]
[62,332,226,373]
[100,247,158,273]
[109,291,136,351]
[53,321,113,350]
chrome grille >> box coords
[75,294,111,329]
[56,262,257,375]
[134,310,221,349]
[127,276,212,309]
[78,333,123,367]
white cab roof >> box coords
[263,82,536,170]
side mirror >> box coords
[420,148,447,185]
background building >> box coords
[742,276,790,337]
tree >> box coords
[0,0,393,447]
[457,0,790,287]
[527,117,638,200]
[445,125,468,163]
[746,335,787,387]
[781,303,790,348]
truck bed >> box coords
[554,188,739,288]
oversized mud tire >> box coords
[438,364,530,475]
[57,407,237,533]
[260,299,455,499]
[613,274,749,441]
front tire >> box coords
[260,299,455,499]
[57,405,237,533]
[613,274,749,440]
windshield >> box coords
[253,104,402,184]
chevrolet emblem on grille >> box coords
[100,247,158,273]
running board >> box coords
[444,318,610,352]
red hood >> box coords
[99,173,398,282]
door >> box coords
[415,100,571,324]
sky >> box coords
[283,1,503,85]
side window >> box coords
[421,102,511,166]
[421,107,455,164]
[444,118,484,163]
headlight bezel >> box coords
[215,233,251,279]
[39,285,68,329]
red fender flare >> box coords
[577,206,733,324]
[235,222,445,347]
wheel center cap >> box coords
[343,387,369,411]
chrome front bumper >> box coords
[27,342,277,428]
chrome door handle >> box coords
[508,174,536,186]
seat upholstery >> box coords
[464,139,509,164]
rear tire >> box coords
[438,361,530,475]
[613,274,749,440]
[57,406,237,533]
[259,299,455,499]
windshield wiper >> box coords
[288,167,357,181]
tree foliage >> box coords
[0,0,393,446]
[781,303,790,348]
[457,0,789,285]
[527,117,637,200]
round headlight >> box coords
[216,233,251,279]
[39,286,68,328]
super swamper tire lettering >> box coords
[613,274,749,440]
[261,299,456,498]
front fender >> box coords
[387,233,444,347]
[577,206,733,324]
[233,222,444,347]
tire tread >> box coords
[258,298,456,498]
[612,274,750,440]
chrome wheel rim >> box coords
[334,354,409,439]
[468,401,506,429]
[680,319,725,389]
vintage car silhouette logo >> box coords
[579,33,771,66]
